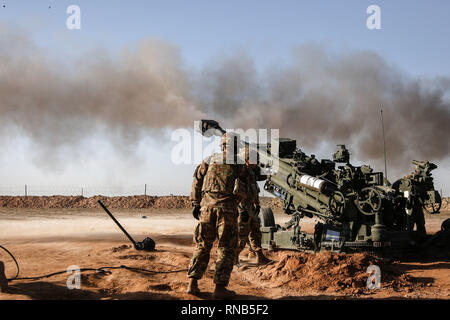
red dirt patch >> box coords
[257,251,420,294]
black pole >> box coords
[97,200,137,247]
[380,109,388,182]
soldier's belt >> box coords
[201,191,236,198]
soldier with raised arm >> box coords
[187,132,249,299]
[236,144,272,265]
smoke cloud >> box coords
[199,45,450,175]
[1,27,449,178]
[0,26,204,154]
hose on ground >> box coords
[0,245,187,282]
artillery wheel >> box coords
[259,207,275,227]
[442,218,450,232]
[356,187,382,216]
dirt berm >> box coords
[0,195,284,209]
[256,251,421,295]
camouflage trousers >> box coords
[237,209,262,255]
[407,206,426,238]
[188,206,238,285]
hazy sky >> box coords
[1,0,449,196]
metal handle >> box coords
[97,200,137,247]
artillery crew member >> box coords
[236,144,271,265]
[404,165,427,240]
[187,132,249,299]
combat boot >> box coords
[256,250,272,265]
[186,278,200,295]
[213,284,236,299]
[235,248,243,266]
[0,261,8,293]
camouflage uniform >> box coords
[404,169,427,239]
[237,166,264,255]
[188,152,248,286]
[407,203,426,238]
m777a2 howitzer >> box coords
[199,120,450,253]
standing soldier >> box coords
[404,165,427,241]
[406,196,427,241]
[236,145,272,265]
[187,132,248,299]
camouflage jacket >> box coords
[190,153,249,209]
[239,166,267,213]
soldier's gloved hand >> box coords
[240,210,249,223]
[192,206,201,220]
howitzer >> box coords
[198,120,449,253]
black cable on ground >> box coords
[1,245,187,282]
[0,245,20,281]
[11,265,188,281]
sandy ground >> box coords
[0,208,449,300]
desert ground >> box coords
[0,196,449,300]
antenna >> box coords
[380,109,388,182]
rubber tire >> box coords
[442,218,450,232]
[259,207,275,227]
